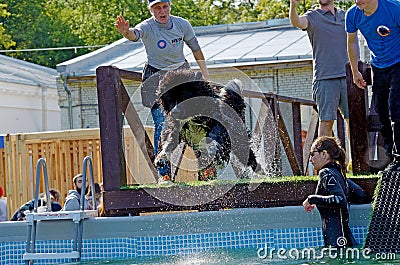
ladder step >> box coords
[25,210,98,222]
[23,251,80,260]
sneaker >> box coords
[383,159,400,172]
[158,174,173,185]
[156,156,172,183]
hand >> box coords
[115,14,130,35]
[290,0,302,7]
[352,71,367,89]
[303,198,315,212]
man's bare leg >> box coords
[318,120,334,137]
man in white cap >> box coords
[115,0,209,183]
[63,174,89,211]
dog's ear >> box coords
[225,79,243,94]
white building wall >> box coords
[0,81,61,134]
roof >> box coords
[56,18,313,77]
[0,54,57,88]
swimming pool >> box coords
[79,248,400,265]
[0,205,372,265]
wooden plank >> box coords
[243,90,315,106]
[0,148,4,196]
[346,62,371,174]
[178,148,198,182]
[118,68,142,81]
[1,129,105,218]
[277,106,302,176]
[96,66,126,191]
[102,178,377,216]
[292,102,303,171]
[119,79,158,181]
[303,109,319,174]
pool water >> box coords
[78,248,400,265]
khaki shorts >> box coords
[312,77,349,121]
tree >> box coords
[1,0,88,68]
[255,0,354,20]
[0,0,356,68]
[54,0,150,46]
[0,3,15,49]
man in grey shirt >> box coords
[63,174,89,211]
[115,0,209,183]
[289,0,350,138]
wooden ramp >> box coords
[364,170,400,253]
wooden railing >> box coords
[0,129,102,219]
[0,62,375,218]
[96,66,347,215]
[0,126,200,219]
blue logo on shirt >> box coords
[158,40,167,49]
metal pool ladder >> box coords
[23,156,98,265]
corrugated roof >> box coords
[0,54,57,88]
[56,18,313,77]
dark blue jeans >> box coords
[372,62,400,160]
[151,104,165,157]
[141,64,164,157]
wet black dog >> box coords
[155,68,259,182]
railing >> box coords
[0,62,376,218]
[0,129,103,219]
[96,66,351,215]
[0,127,197,219]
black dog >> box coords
[155,68,259,182]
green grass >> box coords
[371,175,382,210]
[121,174,379,190]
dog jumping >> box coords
[154,68,260,183]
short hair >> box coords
[49,188,61,201]
[86,182,102,196]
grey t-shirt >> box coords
[304,8,348,81]
[132,15,201,70]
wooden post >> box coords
[346,61,372,174]
[96,66,126,191]
[292,102,303,173]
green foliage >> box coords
[0,3,15,49]
[1,0,87,68]
[0,0,356,68]
[256,0,292,20]
[55,0,150,46]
